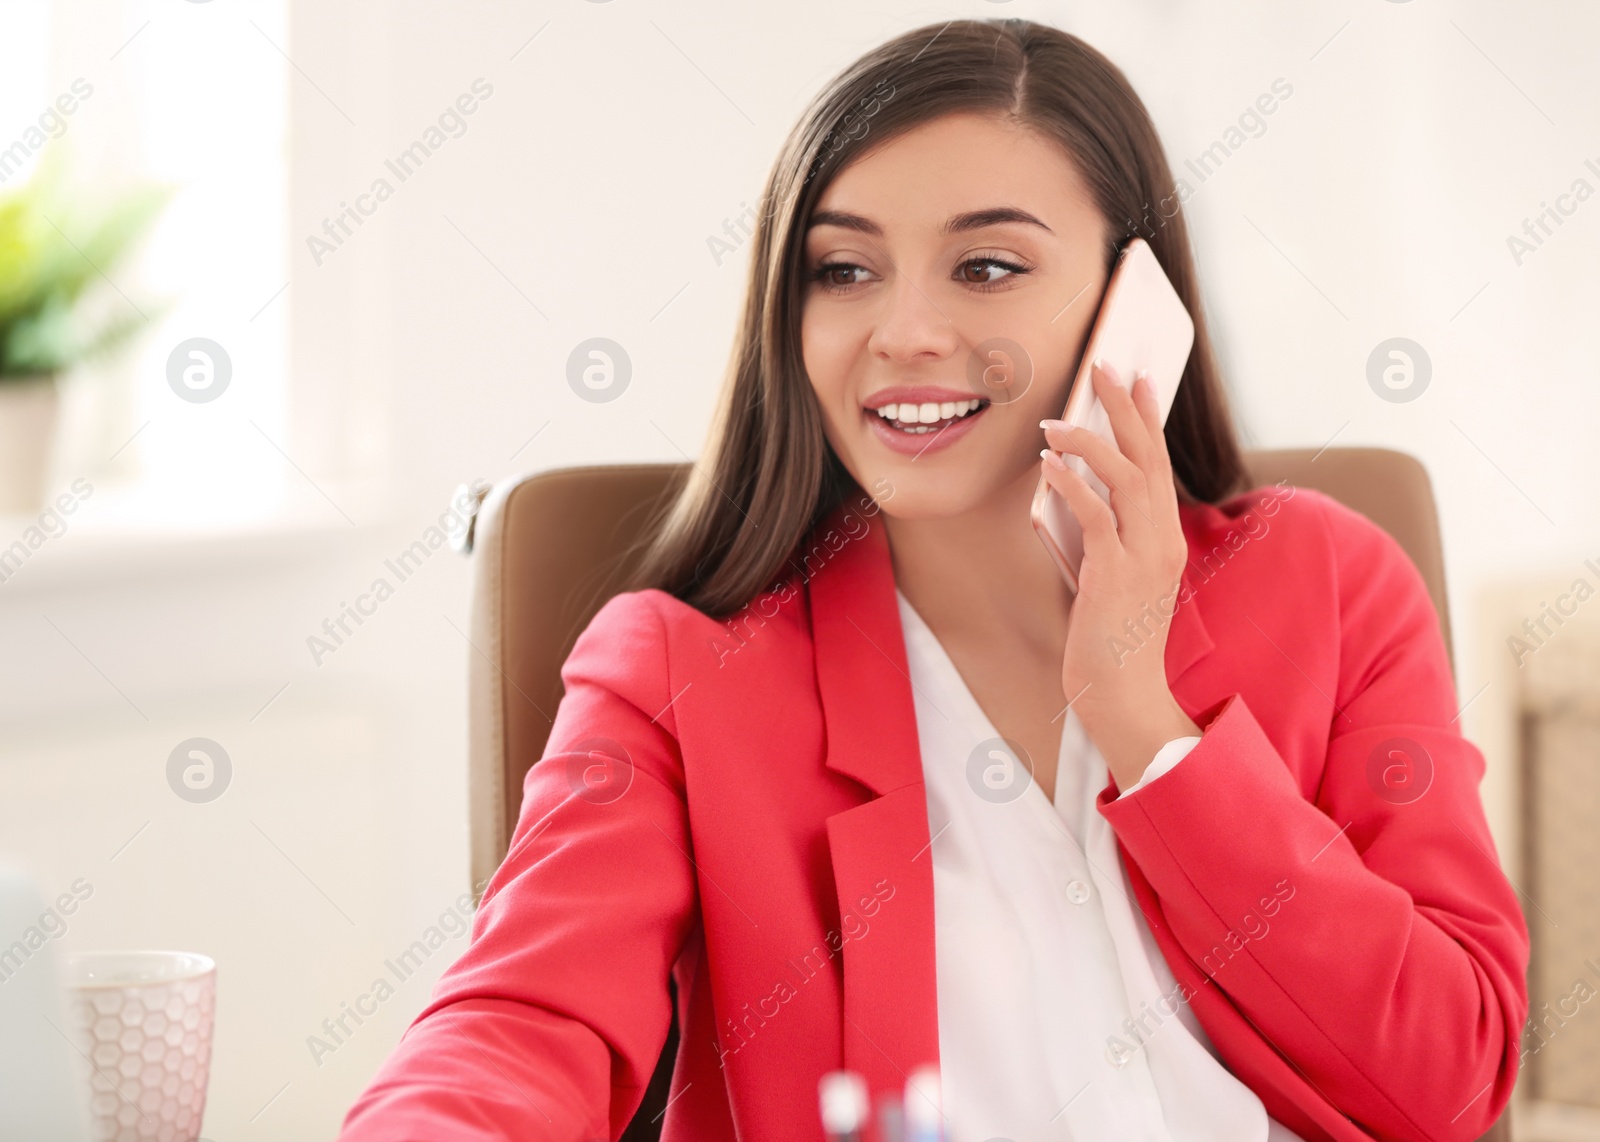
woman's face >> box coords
[801,111,1111,521]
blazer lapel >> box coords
[806,500,941,1095]
[804,496,1221,1096]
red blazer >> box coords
[339,483,1528,1142]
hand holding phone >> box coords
[1029,237,1194,592]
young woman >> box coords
[340,19,1527,1142]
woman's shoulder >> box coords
[1181,480,1418,581]
[567,588,706,669]
[1181,481,1444,663]
[566,578,812,683]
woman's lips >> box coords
[863,398,990,456]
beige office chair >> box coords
[461,450,1508,1142]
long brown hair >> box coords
[630,18,1247,617]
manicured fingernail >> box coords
[1039,418,1069,431]
[1040,448,1066,469]
[1091,356,1105,372]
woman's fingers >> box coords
[1041,366,1185,564]
[1039,448,1119,554]
[1129,371,1178,492]
[1127,372,1183,542]
[1040,421,1145,504]
[1089,360,1156,472]
[1129,372,1164,452]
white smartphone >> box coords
[1030,237,1195,593]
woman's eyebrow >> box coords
[944,206,1053,235]
[805,206,1052,236]
[807,209,881,235]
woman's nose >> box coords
[866,267,960,365]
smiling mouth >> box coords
[869,398,989,434]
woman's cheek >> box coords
[802,333,857,439]
[1030,360,1076,422]
[799,319,838,402]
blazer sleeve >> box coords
[1099,491,1530,1142]
[338,590,698,1141]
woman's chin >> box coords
[862,475,1014,524]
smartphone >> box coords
[1030,236,1195,593]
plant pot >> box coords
[0,375,60,515]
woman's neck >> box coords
[880,466,1075,656]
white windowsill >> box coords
[0,477,427,596]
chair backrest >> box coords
[462,449,1499,1142]
[465,463,686,894]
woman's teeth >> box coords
[873,398,985,433]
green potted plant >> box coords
[0,158,168,514]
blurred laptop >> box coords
[0,863,91,1141]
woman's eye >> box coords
[812,261,872,291]
[810,256,1031,293]
[958,256,1031,288]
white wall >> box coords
[2,1,1596,1137]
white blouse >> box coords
[897,590,1307,1142]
